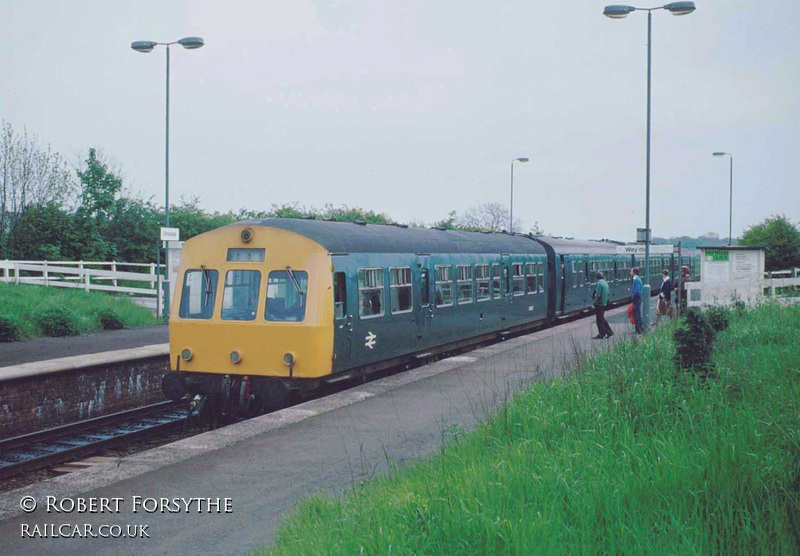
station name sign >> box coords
[160,227,180,242]
[615,244,675,255]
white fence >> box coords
[0,260,163,297]
[687,268,800,307]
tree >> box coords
[0,121,74,256]
[7,203,75,260]
[77,148,122,224]
[460,202,521,233]
[740,215,800,271]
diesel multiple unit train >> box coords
[162,219,696,416]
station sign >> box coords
[160,227,180,242]
[616,244,675,255]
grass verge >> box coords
[0,283,158,340]
[263,303,800,555]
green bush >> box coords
[705,305,731,332]
[34,306,80,337]
[674,307,716,377]
[97,308,124,330]
[0,315,21,342]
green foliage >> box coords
[740,214,800,271]
[33,306,80,337]
[77,148,122,223]
[705,305,731,332]
[169,197,236,240]
[264,304,800,556]
[96,308,125,330]
[7,203,76,260]
[673,307,717,376]
[0,283,157,339]
[0,315,21,342]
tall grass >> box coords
[0,283,157,339]
[263,303,800,555]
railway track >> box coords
[0,401,187,480]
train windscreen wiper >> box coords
[201,265,213,298]
[285,266,305,296]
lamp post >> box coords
[132,36,204,318]
[509,157,529,233]
[603,2,695,332]
[712,152,734,245]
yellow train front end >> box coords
[163,223,334,416]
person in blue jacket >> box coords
[630,267,643,334]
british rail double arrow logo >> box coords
[365,332,377,349]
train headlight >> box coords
[230,350,242,364]
[181,348,193,361]
[282,353,294,366]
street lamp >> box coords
[712,152,734,245]
[509,157,529,233]
[132,36,204,318]
[603,2,695,332]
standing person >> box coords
[592,271,613,339]
[679,265,691,312]
[653,269,674,326]
[630,267,643,334]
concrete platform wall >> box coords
[0,347,169,439]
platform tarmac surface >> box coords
[0,325,168,368]
[0,306,648,555]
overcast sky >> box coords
[1,0,798,241]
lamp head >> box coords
[713,152,728,157]
[178,36,205,49]
[516,157,530,163]
[664,1,696,15]
[131,40,157,53]
[603,5,636,18]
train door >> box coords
[558,255,566,315]
[416,257,433,342]
[499,255,511,329]
[332,269,352,370]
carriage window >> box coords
[357,268,384,318]
[435,265,453,307]
[179,269,218,319]
[476,264,490,301]
[420,268,430,307]
[265,270,308,322]
[525,262,537,294]
[538,262,545,292]
[390,267,413,314]
[221,270,261,321]
[333,272,347,319]
[511,263,524,296]
[491,263,502,299]
[585,262,591,284]
[456,265,473,304]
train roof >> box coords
[232,219,547,255]
[532,236,623,255]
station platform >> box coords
[0,306,643,555]
[0,325,168,368]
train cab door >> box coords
[332,269,352,370]
[415,257,433,343]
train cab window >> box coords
[179,269,218,319]
[435,265,453,307]
[476,264,490,301]
[456,265,473,304]
[357,268,384,318]
[265,270,308,322]
[333,272,347,319]
[525,262,537,294]
[221,270,261,321]
[420,268,430,307]
[491,263,502,299]
[390,267,413,314]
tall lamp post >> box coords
[712,152,734,245]
[603,2,695,332]
[132,36,204,318]
[509,157,529,233]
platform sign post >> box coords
[159,228,180,319]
